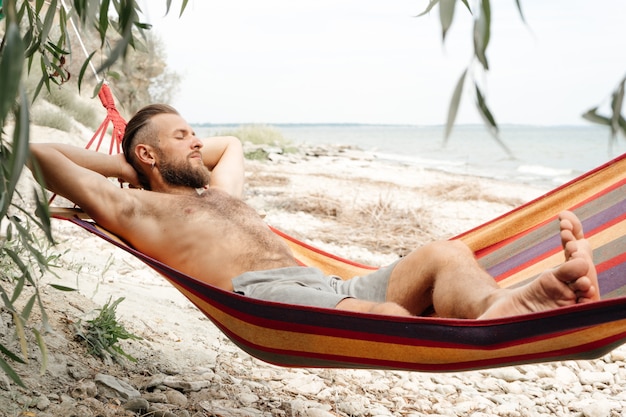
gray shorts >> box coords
[231,260,400,308]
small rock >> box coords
[237,392,259,407]
[124,397,150,413]
[70,380,98,399]
[36,395,51,411]
[305,408,336,417]
[165,389,189,407]
[579,371,613,385]
[555,366,579,385]
[95,373,141,399]
[67,362,91,381]
[162,375,211,392]
[144,392,169,403]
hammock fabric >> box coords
[51,87,626,372]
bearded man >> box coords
[28,104,599,319]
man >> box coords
[29,104,600,318]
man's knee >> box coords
[405,239,474,268]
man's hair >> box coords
[122,104,180,189]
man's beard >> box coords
[157,152,211,189]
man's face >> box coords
[152,113,211,189]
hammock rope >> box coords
[86,84,126,155]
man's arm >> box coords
[200,136,244,198]
[28,143,138,230]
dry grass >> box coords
[273,191,434,257]
[425,180,526,206]
[246,172,291,188]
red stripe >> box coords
[269,225,377,270]
[597,252,626,274]
[587,211,626,236]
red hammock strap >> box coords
[49,84,128,204]
[85,84,127,155]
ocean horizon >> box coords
[193,123,626,189]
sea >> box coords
[193,123,626,189]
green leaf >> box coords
[582,107,611,126]
[12,312,28,363]
[610,78,625,138]
[180,0,189,17]
[0,342,26,364]
[3,90,30,215]
[35,0,45,14]
[48,284,78,292]
[473,0,491,70]
[444,68,467,143]
[460,0,472,14]
[0,354,26,388]
[92,78,105,99]
[33,187,54,242]
[475,83,514,157]
[21,294,37,322]
[439,0,457,42]
[417,0,440,17]
[99,0,111,45]
[40,0,58,47]
[32,328,49,376]
[475,83,497,132]
[0,22,24,125]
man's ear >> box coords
[135,144,155,166]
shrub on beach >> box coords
[219,124,291,147]
[40,88,101,130]
[218,124,298,160]
[30,101,74,132]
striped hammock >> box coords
[52,85,626,372]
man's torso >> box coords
[114,188,298,290]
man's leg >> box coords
[336,211,598,318]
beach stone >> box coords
[337,397,371,416]
[144,392,169,403]
[237,392,259,407]
[95,373,141,399]
[162,375,211,392]
[305,408,335,417]
[369,404,393,416]
[166,389,189,407]
[124,397,150,413]
[36,394,51,411]
[555,366,579,385]
[284,375,326,395]
[67,362,91,381]
[490,367,528,382]
[579,371,613,385]
[148,410,178,417]
[70,380,98,399]
[0,374,10,391]
[580,400,612,417]
[493,401,521,416]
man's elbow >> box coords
[225,135,243,153]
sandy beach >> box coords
[1,125,625,416]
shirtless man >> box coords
[28,104,600,318]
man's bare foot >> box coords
[479,211,599,319]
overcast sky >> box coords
[139,0,626,126]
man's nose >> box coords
[191,137,203,149]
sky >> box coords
[139,0,626,126]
